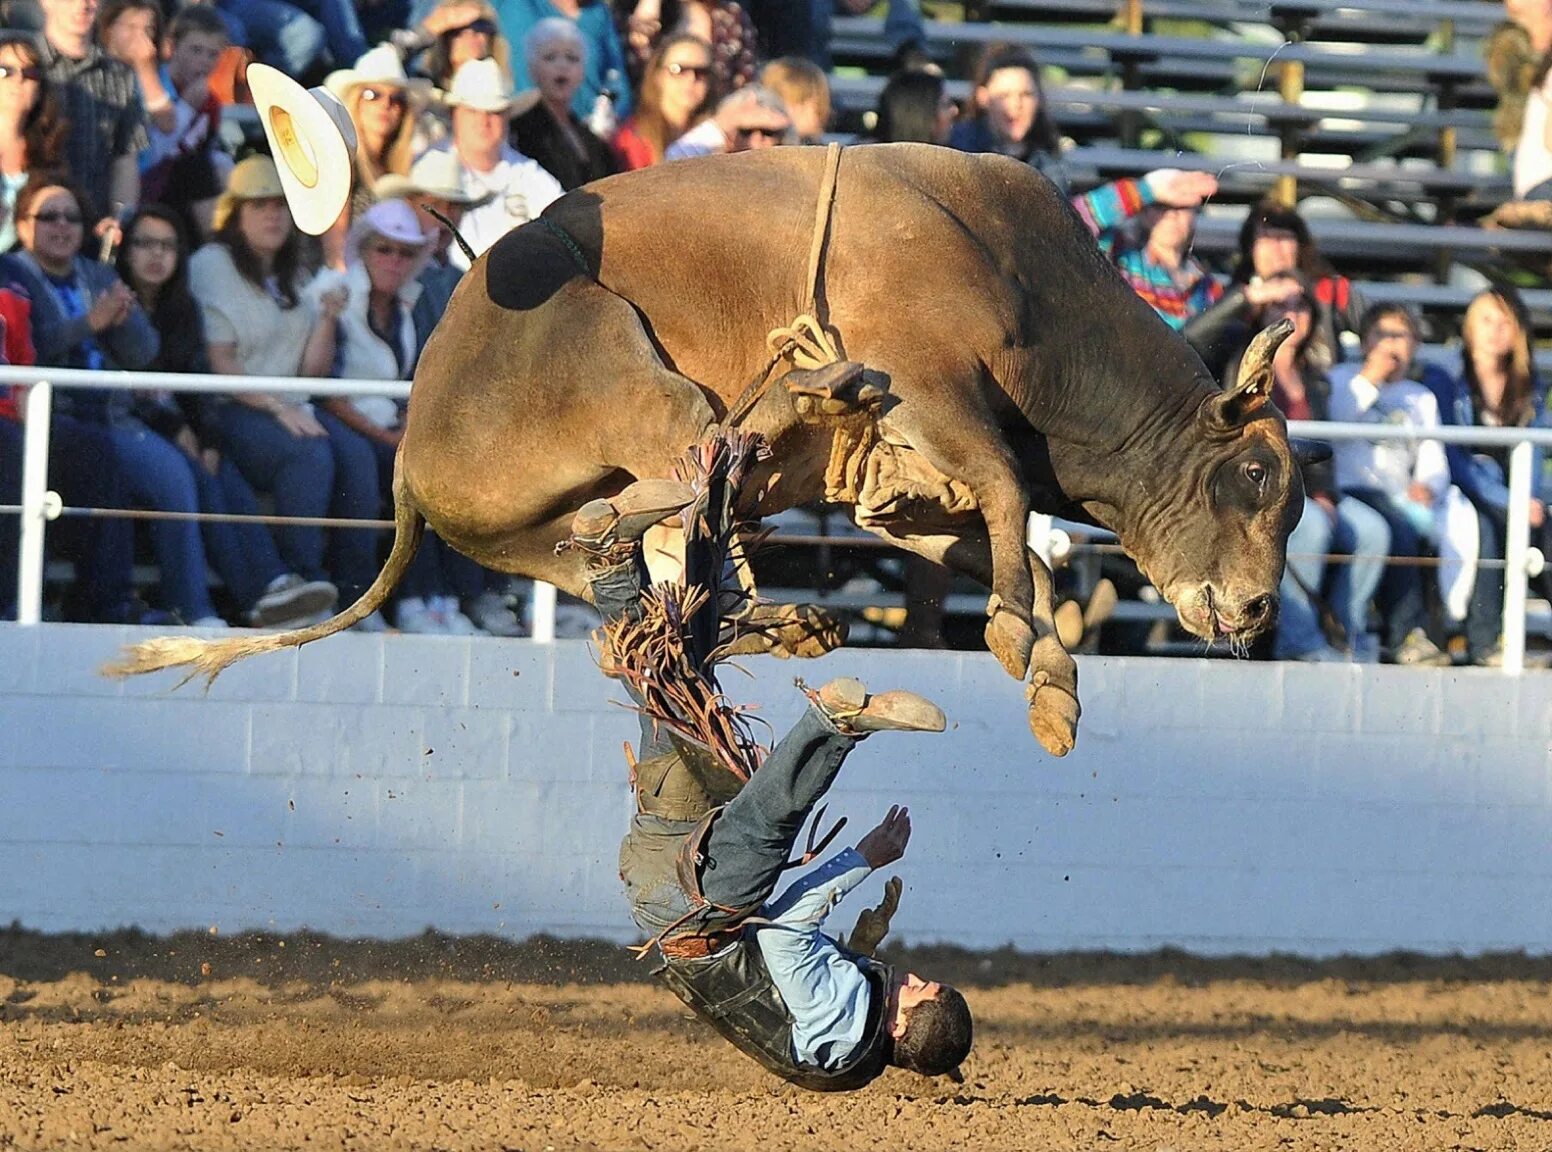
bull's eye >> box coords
[1241,461,1268,489]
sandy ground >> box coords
[3,927,1552,1151]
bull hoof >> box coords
[985,606,1034,680]
[1025,637,1080,757]
[720,603,848,659]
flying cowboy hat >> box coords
[245,62,359,236]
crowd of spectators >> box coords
[0,0,1545,665]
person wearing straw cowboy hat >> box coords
[423,56,563,268]
[374,148,492,342]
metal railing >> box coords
[6,367,1552,670]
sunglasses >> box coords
[131,236,179,255]
[454,17,497,36]
[663,62,711,80]
[360,86,408,107]
[31,209,82,225]
[369,242,421,260]
[0,64,41,82]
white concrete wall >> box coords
[2,623,1550,956]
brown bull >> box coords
[107,143,1302,756]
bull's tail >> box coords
[101,457,426,687]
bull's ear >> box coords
[1209,318,1295,429]
[1291,437,1331,466]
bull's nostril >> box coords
[1245,595,1273,624]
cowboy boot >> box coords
[571,479,697,550]
[781,361,885,419]
[807,676,946,734]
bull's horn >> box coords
[1291,437,1332,466]
[1230,318,1296,399]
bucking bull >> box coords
[108,142,1308,756]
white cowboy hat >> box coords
[373,147,495,208]
[247,62,358,236]
[445,57,514,114]
[324,43,433,103]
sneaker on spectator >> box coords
[1393,628,1451,667]
[432,595,482,635]
[464,590,525,636]
[396,597,445,633]
[354,609,390,633]
[191,616,230,629]
[1292,644,1347,663]
[250,574,339,628]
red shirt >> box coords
[0,286,37,422]
[611,119,657,172]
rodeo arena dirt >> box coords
[13,0,1552,1147]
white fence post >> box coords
[530,580,557,643]
[1501,440,1534,675]
[17,382,57,626]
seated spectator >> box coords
[371,160,524,635]
[872,65,956,145]
[428,57,564,266]
[117,203,338,628]
[611,31,715,170]
[37,0,147,229]
[10,175,240,626]
[134,6,234,243]
[100,0,174,151]
[1487,0,1552,152]
[0,238,137,624]
[188,156,385,629]
[665,83,791,159]
[674,0,757,93]
[511,17,618,190]
[212,0,367,86]
[321,44,435,266]
[1222,198,1366,361]
[947,44,1067,194]
[1329,304,1464,667]
[759,56,828,144]
[497,0,633,124]
[397,0,513,93]
[1223,273,1389,662]
[1516,42,1552,201]
[0,31,67,253]
[1071,168,1224,331]
[307,198,490,634]
[1437,288,1552,666]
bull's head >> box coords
[1124,319,1310,647]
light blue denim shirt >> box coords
[753,846,875,1071]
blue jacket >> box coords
[1433,367,1552,514]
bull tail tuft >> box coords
[101,451,427,685]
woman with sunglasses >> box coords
[0,33,65,253]
[190,157,386,630]
[307,198,485,633]
[115,204,339,629]
[10,176,236,627]
[612,31,714,170]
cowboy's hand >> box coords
[1143,167,1218,208]
[856,805,910,869]
[847,875,902,957]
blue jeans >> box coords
[1276,495,1389,657]
[312,409,382,606]
[218,0,366,74]
[0,414,133,622]
[108,420,219,622]
[216,401,334,582]
[191,454,288,611]
[1346,487,1430,648]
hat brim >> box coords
[248,63,358,237]
[448,96,514,115]
[323,68,434,103]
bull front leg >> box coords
[1022,547,1081,757]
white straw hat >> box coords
[247,63,358,236]
[445,58,514,114]
[324,43,432,102]
[373,148,496,207]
